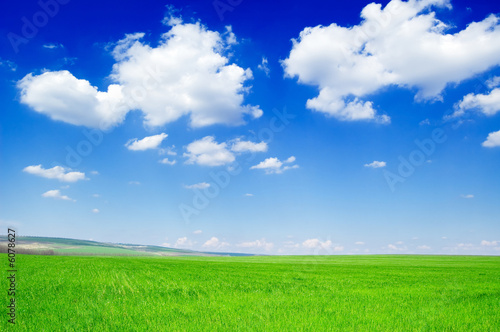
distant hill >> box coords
[0,236,254,257]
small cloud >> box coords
[24,165,86,182]
[481,240,498,247]
[244,193,254,197]
[230,138,268,153]
[461,194,474,199]
[237,239,274,251]
[42,189,75,202]
[184,136,235,166]
[174,237,194,248]
[159,146,177,156]
[128,181,141,185]
[387,244,398,250]
[302,238,332,249]
[92,194,100,198]
[91,171,99,175]
[202,237,229,249]
[184,182,210,190]
[482,130,500,148]
[396,241,404,245]
[125,133,168,151]
[419,118,430,126]
[364,161,386,168]
[417,245,431,250]
[162,4,182,26]
[257,57,270,77]
[354,241,364,245]
[193,230,202,235]
[159,158,176,165]
[43,43,64,49]
[0,58,17,72]
[250,156,298,174]
[160,242,171,247]
[92,208,100,213]
[442,236,448,240]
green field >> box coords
[3,254,500,331]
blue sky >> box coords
[1,0,500,255]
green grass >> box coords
[3,255,500,331]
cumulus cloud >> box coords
[417,245,431,250]
[42,189,75,202]
[230,139,268,153]
[125,133,168,151]
[364,160,386,168]
[237,239,274,251]
[461,194,474,199]
[174,237,194,248]
[283,0,500,123]
[202,237,229,249]
[184,136,235,166]
[18,20,261,129]
[184,182,210,189]
[23,165,86,182]
[193,230,202,234]
[355,241,365,245]
[159,158,176,165]
[482,130,500,147]
[452,88,500,118]
[481,240,498,246]
[92,208,100,213]
[250,156,298,174]
[17,71,127,129]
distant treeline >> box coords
[0,246,55,255]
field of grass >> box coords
[3,254,500,331]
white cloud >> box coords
[43,43,64,49]
[42,189,75,202]
[419,118,430,126]
[355,241,365,245]
[364,160,386,168]
[23,165,86,182]
[174,237,194,248]
[92,194,100,198]
[283,0,500,123]
[244,193,254,197]
[92,208,100,213]
[125,133,168,151]
[302,238,332,249]
[417,245,431,250]
[17,71,127,129]
[90,171,99,175]
[482,130,500,147]
[159,146,177,156]
[0,58,17,72]
[184,182,210,190]
[237,239,274,251]
[481,240,498,246]
[128,181,141,185]
[250,156,298,174]
[257,57,270,77]
[18,20,261,129]
[487,76,500,89]
[202,237,229,249]
[159,158,176,165]
[230,139,268,153]
[184,136,235,166]
[387,244,398,250]
[193,230,202,234]
[452,88,500,117]
[461,194,474,199]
